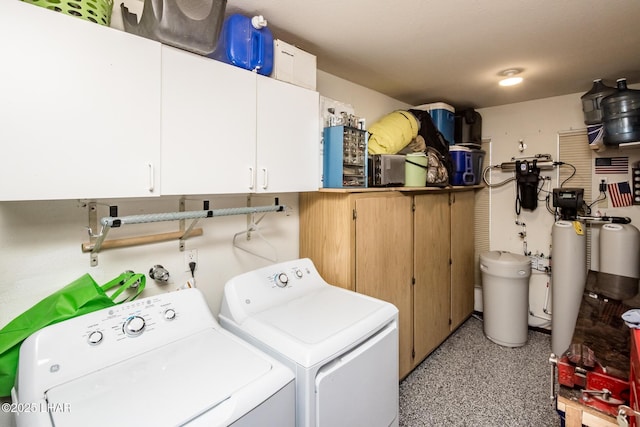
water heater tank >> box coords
[598,223,640,299]
[551,220,587,356]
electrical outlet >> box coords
[184,249,197,272]
[599,178,609,208]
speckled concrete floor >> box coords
[399,316,560,426]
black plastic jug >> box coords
[602,78,640,145]
[580,79,616,125]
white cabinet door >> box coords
[161,46,257,195]
[256,76,320,193]
[0,1,161,200]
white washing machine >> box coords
[11,288,295,427]
[219,258,399,427]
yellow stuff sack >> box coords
[367,110,419,155]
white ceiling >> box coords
[226,0,640,109]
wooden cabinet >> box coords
[353,195,414,377]
[161,47,319,195]
[0,1,161,200]
[413,193,451,362]
[300,188,476,379]
[412,191,475,363]
[450,190,475,330]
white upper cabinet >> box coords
[256,76,320,193]
[161,46,257,195]
[0,2,319,200]
[162,47,320,195]
[0,1,161,201]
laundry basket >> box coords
[23,0,114,26]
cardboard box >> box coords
[272,39,316,90]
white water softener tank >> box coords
[599,223,640,298]
[551,220,587,356]
[480,251,532,347]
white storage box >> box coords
[272,39,317,90]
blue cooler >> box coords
[210,14,274,75]
[450,145,485,185]
[414,102,456,145]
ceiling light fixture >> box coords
[499,68,524,87]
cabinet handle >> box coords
[148,162,154,192]
[248,167,255,190]
[261,167,268,190]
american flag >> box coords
[595,157,629,174]
[608,181,633,207]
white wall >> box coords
[0,195,300,325]
[478,86,640,327]
[317,70,411,124]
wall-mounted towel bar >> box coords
[82,199,285,266]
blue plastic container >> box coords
[450,145,485,185]
[210,14,274,75]
[414,102,456,145]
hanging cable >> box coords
[555,162,576,187]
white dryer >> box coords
[219,258,399,427]
[12,288,295,427]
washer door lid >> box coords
[46,329,272,427]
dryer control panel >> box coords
[221,258,329,319]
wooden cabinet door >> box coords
[299,192,355,291]
[450,191,475,330]
[413,193,451,364]
[161,46,257,195]
[0,1,161,200]
[354,194,413,379]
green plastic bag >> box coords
[0,271,145,397]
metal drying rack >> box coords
[82,198,286,266]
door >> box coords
[413,193,451,363]
[354,194,413,378]
[450,191,475,330]
[256,76,319,193]
[315,324,398,427]
[0,1,161,200]
[161,46,257,195]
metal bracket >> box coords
[179,197,185,251]
[88,202,99,267]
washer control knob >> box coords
[275,272,289,287]
[87,330,103,346]
[164,308,176,320]
[123,315,146,336]
[294,268,303,278]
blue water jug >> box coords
[211,14,274,75]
